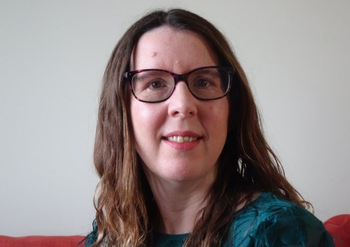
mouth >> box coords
[163,136,201,143]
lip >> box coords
[163,131,202,150]
[163,130,202,139]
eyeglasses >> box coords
[124,66,235,103]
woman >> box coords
[85,8,334,247]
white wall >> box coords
[1,0,349,236]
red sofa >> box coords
[0,235,85,247]
[0,215,349,247]
[324,214,350,247]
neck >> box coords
[146,171,217,234]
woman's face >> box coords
[130,26,229,184]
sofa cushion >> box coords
[0,235,85,247]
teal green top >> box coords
[85,192,335,246]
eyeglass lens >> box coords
[131,67,230,102]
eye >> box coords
[147,79,168,90]
[193,78,214,88]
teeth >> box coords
[167,136,198,143]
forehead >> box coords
[131,26,219,72]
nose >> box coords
[167,81,198,117]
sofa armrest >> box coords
[324,214,350,247]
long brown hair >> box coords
[92,8,308,247]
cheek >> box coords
[130,100,165,141]
[130,100,139,131]
[131,102,152,155]
[209,100,229,127]
[130,100,146,145]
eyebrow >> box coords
[133,70,168,81]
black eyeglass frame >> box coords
[123,66,235,103]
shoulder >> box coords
[225,192,335,247]
[84,220,98,247]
